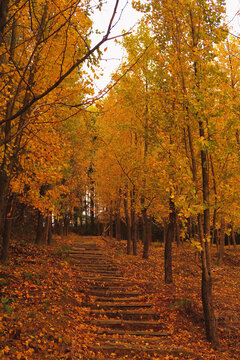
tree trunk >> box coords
[64,215,69,236]
[175,218,180,247]
[109,206,113,240]
[231,223,237,250]
[115,195,121,241]
[163,220,167,245]
[36,210,44,244]
[48,214,52,245]
[218,218,225,264]
[0,0,10,48]
[142,210,151,259]
[164,198,176,283]
[131,190,137,256]
[90,185,95,226]
[198,215,218,345]
[198,117,218,346]
[123,191,131,255]
[0,195,14,264]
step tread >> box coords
[96,329,170,337]
[91,319,162,326]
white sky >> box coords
[90,0,240,92]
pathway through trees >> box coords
[69,237,194,359]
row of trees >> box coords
[0,0,122,261]
[1,0,239,348]
[90,0,240,347]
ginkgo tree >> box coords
[0,0,123,262]
[93,0,233,347]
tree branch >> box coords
[2,0,120,125]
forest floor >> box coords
[0,233,239,359]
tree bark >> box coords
[0,195,14,264]
[218,218,225,264]
[47,214,52,245]
[131,190,137,255]
[0,0,9,46]
[198,118,218,346]
[123,190,131,255]
[109,205,113,240]
[164,198,176,283]
[35,210,44,244]
[142,209,151,259]
[198,215,218,345]
[115,190,121,241]
[231,223,237,250]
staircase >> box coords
[69,239,193,359]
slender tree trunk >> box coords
[198,215,218,345]
[109,205,113,240]
[176,218,180,247]
[48,213,52,245]
[64,215,69,236]
[164,198,176,283]
[84,198,88,229]
[231,223,237,250]
[218,218,225,264]
[115,192,121,241]
[36,210,44,244]
[0,195,14,263]
[0,20,17,229]
[124,191,131,255]
[163,220,167,245]
[131,190,137,255]
[43,214,51,244]
[90,185,95,226]
[198,117,218,346]
[0,0,10,48]
[142,210,151,259]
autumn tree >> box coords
[0,0,122,262]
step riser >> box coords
[90,313,159,320]
[87,292,142,298]
[83,304,152,310]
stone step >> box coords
[89,284,138,291]
[90,319,163,330]
[78,270,121,276]
[75,262,118,271]
[88,310,159,320]
[90,343,191,357]
[87,291,143,298]
[73,261,113,266]
[94,296,145,302]
[96,329,170,337]
[82,302,152,309]
[70,254,105,258]
[81,276,127,281]
[68,249,103,258]
[95,335,170,344]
